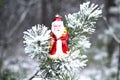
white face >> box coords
[53,21,63,32]
[54,24,61,31]
[52,21,64,38]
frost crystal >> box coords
[23,24,50,60]
[65,1,102,34]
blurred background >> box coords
[0,0,120,80]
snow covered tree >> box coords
[78,0,120,80]
[23,2,102,80]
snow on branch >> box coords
[23,2,102,80]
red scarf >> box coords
[50,31,68,55]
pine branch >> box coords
[28,69,40,80]
[23,2,102,80]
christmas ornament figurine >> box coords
[48,15,69,59]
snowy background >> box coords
[0,0,120,80]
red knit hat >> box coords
[53,14,62,21]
